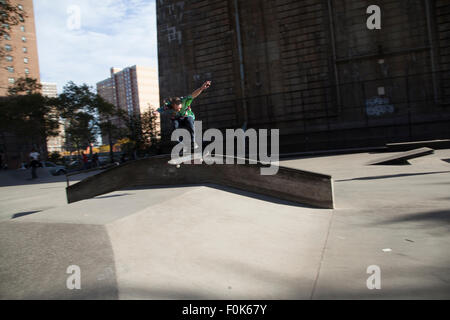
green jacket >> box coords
[157,95,195,120]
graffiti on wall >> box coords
[365,96,395,116]
[159,0,185,45]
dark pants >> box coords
[31,160,38,179]
[173,116,195,143]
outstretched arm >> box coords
[191,81,211,99]
[152,101,171,116]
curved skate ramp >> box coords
[66,155,334,209]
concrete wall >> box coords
[156,0,450,153]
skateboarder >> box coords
[153,81,211,150]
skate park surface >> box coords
[1,149,449,299]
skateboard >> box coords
[168,153,205,167]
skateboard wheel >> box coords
[176,164,180,168]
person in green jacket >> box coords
[154,81,211,149]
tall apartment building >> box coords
[0,0,41,168]
[0,0,40,95]
[41,82,65,153]
[97,65,160,145]
[157,0,450,152]
[41,81,57,98]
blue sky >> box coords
[34,0,158,93]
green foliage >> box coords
[48,151,62,163]
[57,81,97,119]
[0,77,59,151]
[7,77,42,95]
[64,111,97,152]
[140,106,160,147]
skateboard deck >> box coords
[168,153,205,165]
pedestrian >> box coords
[120,153,127,164]
[92,153,99,168]
[29,148,40,179]
[81,152,89,170]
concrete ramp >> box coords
[367,147,435,165]
[67,155,334,209]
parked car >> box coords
[67,160,90,171]
[41,161,67,176]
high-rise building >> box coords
[0,0,41,169]
[41,81,57,98]
[97,65,160,145]
[41,82,65,153]
[0,0,40,95]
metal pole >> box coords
[327,0,341,113]
[406,75,412,140]
[424,0,439,103]
[233,0,248,127]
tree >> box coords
[116,109,146,159]
[0,77,59,162]
[140,105,161,152]
[57,81,97,120]
[65,111,97,161]
[8,77,42,95]
[95,95,123,163]
[56,82,99,157]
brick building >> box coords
[157,0,450,152]
[0,0,42,168]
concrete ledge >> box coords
[367,147,435,165]
[67,155,334,209]
[386,140,450,152]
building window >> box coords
[21,36,26,42]
[20,25,25,32]
[25,68,29,74]
[23,47,27,53]
[7,66,14,73]
[4,34,11,40]
[5,44,11,51]
[18,4,23,10]
[3,23,9,30]
[5,55,12,62]
[24,57,28,64]
[8,78,15,84]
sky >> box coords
[33,0,158,93]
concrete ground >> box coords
[0,150,449,299]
